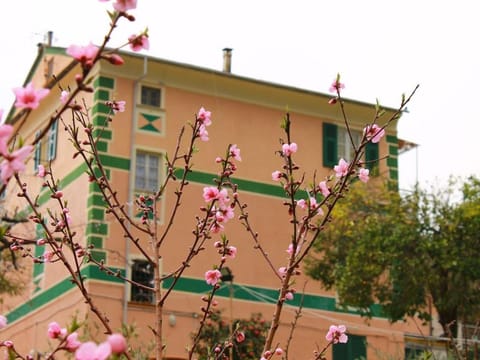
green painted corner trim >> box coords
[96,140,108,153]
[387,157,398,168]
[88,207,105,222]
[92,102,112,116]
[88,194,106,207]
[87,236,104,248]
[94,76,115,89]
[5,265,124,324]
[386,135,398,144]
[174,169,308,199]
[389,145,398,157]
[92,127,112,140]
[94,89,110,102]
[389,169,399,180]
[98,154,130,171]
[90,250,106,263]
[93,116,109,128]
[86,222,108,236]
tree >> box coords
[194,310,270,360]
[306,176,480,337]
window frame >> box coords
[134,151,162,194]
[337,127,362,163]
[138,84,163,109]
[33,120,58,170]
[127,255,162,305]
[129,257,155,304]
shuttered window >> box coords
[332,334,366,360]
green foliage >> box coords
[194,310,270,360]
[306,176,480,335]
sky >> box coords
[1,0,479,191]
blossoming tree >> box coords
[0,1,417,359]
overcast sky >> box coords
[1,0,479,190]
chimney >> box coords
[47,31,53,47]
[222,48,232,73]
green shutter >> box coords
[365,142,379,174]
[323,123,338,168]
[34,131,42,170]
[333,334,366,360]
[47,120,58,161]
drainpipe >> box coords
[123,56,149,325]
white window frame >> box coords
[337,127,361,163]
[134,151,162,193]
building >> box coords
[0,42,421,359]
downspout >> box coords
[123,56,148,325]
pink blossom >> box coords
[278,267,287,276]
[37,164,46,178]
[2,340,13,348]
[364,124,385,144]
[236,331,245,343]
[0,315,7,329]
[358,168,370,183]
[226,246,237,259]
[66,43,99,67]
[197,107,212,126]
[205,269,222,286]
[47,322,66,339]
[0,124,13,155]
[275,348,283,355]
[329,79,345,93]
[203,186,219,202]
[36,238,46,246]
[272,170,282,181]
[107,54,124,66]
[325,325,348,344]
[75,341,112,360]
[198,124,209,141]
[285,291,294,301]
[328,98,337,105]
[282,142,298,156]
[128,33,149,52]
[60,90,69,104]
[0,145,34,184]
[319,180,330,197]
[107,333,127,354]
[297,199,307,210]
[286,243,299,256]
[216,188,229,206]
[66,332,81,352]
[13,82,50,110]
[112,0,137,12]
[43,250,54,263]
[105,100,126,114]
[229,144,242,161]
[215,206,234,223]
[210,222,224,234]
[334,158,349,178]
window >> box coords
[323,122,379,171]
[33,121,58,170]
[130,259,154,303]
[337,127,362,163]
[332,333,366,360]
[135,152,161,192]
[141,85,162,107]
